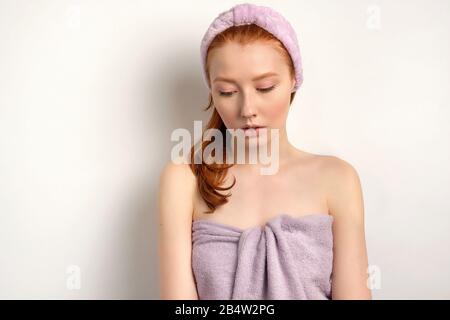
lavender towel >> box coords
[191,213,334,300]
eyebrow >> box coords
[213,72,279,84]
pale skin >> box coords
[158,41,372,300]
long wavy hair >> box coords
[189,24,297,214]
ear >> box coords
[291,79,297,92]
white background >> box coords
[1,0,449,299]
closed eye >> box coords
[219,91,235,97]
[258,85,276,93]
[219,85,276,97]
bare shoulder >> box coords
[320,156,371,299]
[291,151,359,179]
[161,160,195,182]
[157,160,199,299]
[158,160,197,221]
[159,160,196,188]
[318,155,360,179]
[317,155,364,220]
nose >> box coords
[240,92,257,119]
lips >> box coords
[242,125,264,130]
[241,126,266,137]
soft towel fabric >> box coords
[191,213,334,300]
[200,3,303,91]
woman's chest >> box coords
[193,162,329,228]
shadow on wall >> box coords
[123,42,210,299]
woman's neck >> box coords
[229,127,298,174]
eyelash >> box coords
[219,86,276,97]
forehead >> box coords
[208,41,288,81]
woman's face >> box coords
[208,41,296,137]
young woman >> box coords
[158,3,371,300]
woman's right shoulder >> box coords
[159,159,196,188]
[159,160,195,184]
[157,160,200,299]
[158,160,197,212]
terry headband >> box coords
[200,3,303,92]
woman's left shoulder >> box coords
[292,151,362,186]
[315,155,364,219]
[316,155,361,180]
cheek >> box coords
[213,103,238,128]
[262,95,290,122]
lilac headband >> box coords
[200,3,303,91]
